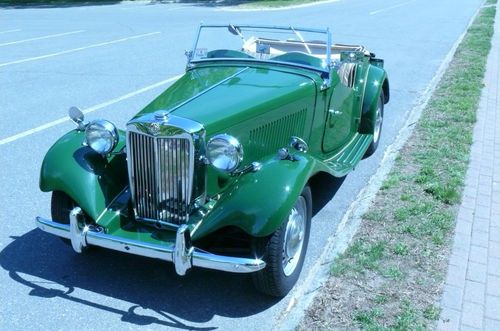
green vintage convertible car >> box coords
[36,24,389,297]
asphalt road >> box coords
[0,0,483,329]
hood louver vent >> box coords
[249,109,307,159]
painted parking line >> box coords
[369,0,415,15]
[0,31,160,68]
[0,30,84,47]
[0,74,183,146]
[0,29,21,35]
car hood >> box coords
[134,65,318,134]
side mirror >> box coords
[68,106,86,130]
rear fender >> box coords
[192,153,320,240]
[39,130,128,221]
[359,65,389,134]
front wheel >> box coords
[51,191,91,247]
[252,186,312,297]
[364,93,384,157]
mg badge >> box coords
[149,122,161,135]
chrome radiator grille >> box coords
[128,131,194,225]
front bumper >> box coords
[35,207,266,275]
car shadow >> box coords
[0,174,344,328]
[0,0,121,9]
[309,173,346,216]
[0,0,248,9]
[0,230,278,328]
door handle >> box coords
[328,109,342,116]
[328,109,342,127]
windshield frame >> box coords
[186,24,332,74]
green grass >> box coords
[423,305,441,321]
[302,1,497,329]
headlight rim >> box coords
[85,119,119,155]
[207,133,244,172]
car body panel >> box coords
[360,64,389,134]
[136,64,319,136]
[39,130,128,221]
[39,59,387,234]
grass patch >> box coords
[301,1,497,329]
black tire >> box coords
[50,191,76,245]
[252,186,312,297]
[364,93,384,157]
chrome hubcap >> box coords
[282,196,306,276]
[373,99,383,143]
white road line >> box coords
[0,29,21,35]
[0,31,160,68]
[0,74,182,146]
[369,0,415,15]
[0,30,84,47]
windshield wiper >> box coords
[291,26,311,54]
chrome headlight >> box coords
[85,120,119,155]
[207,134,243,172]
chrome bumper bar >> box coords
[35,207,265,275]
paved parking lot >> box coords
[0,0,484,329]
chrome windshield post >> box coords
[326,27,332,70]
[187,23,203,67]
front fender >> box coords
[192,153,319,240]
[39,130,128,221]
[359,65,389,134]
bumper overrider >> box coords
[35,207,266,275]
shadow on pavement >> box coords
[0,0,121,9]
[309,173,346,216]
[1,230,278,328]
[0,0,250,9]
[0,175,345,328]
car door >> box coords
[322,62,358,153]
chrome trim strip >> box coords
[191,58,328,74]
[198,23,328,35]
[164,67,249,115]
[35,214,266,274]
[36,217,71,239]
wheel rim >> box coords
[282,196,307,276]
[373,98,383,144]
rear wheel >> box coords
[364,93,384,157]
[252,186,312,297]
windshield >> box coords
[187,24,332,72]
